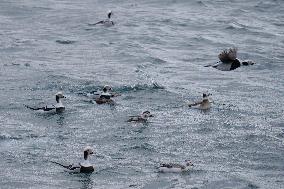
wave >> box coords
[255,1,281,10]
[147,56,167,64]
[0,133,21,140]
[32,6,53,10]
[225,22,248,31]
[0,132,40,141]
[23,74,160,96]
[196,0,207,7]
[76,82,165,98]
[55,40,76,45]
[115,82,165,93]
[122,143,157,152]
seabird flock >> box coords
[24,10,256,174]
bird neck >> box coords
[84,151,89,160]
[56,96,60,103]
[108,13,111,19]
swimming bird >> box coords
[51,146,95,173]
[25,92,66,113]
[188,93,211,110]
[205,48,255,71]
[158,160,194,173]
[91,11,114,27]
[87,85,119,99]
[127,111,153,122]
[94,85,116,105]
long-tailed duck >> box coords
[95,86,115,105]
[188,93,211,110]
[87,85,119,100]
[127,111,153,122]
[158,160,194,173]
[25,92,66,113]
[51,146,95,173]
[90,11,114,27]
[205,48,255,71]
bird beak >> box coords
[149,114,154,117]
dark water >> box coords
[0,0,283,188]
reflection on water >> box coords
[56,115,65,127]
[79,174,94,189]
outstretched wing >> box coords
[218,48,237,63]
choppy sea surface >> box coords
[0,0,283,188]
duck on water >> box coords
[87,85,119,100]
[127,111,153,122]
[158,160,194,173]
[24,92,66,113]
[90,11,114,27]
[188,93,212,110]
[51,146,95,173]
[94,85,116,105]
[205,48,255,71]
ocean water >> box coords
[0,0,283,188]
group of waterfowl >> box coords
[24,10,256,174]
[25,85,201,173]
